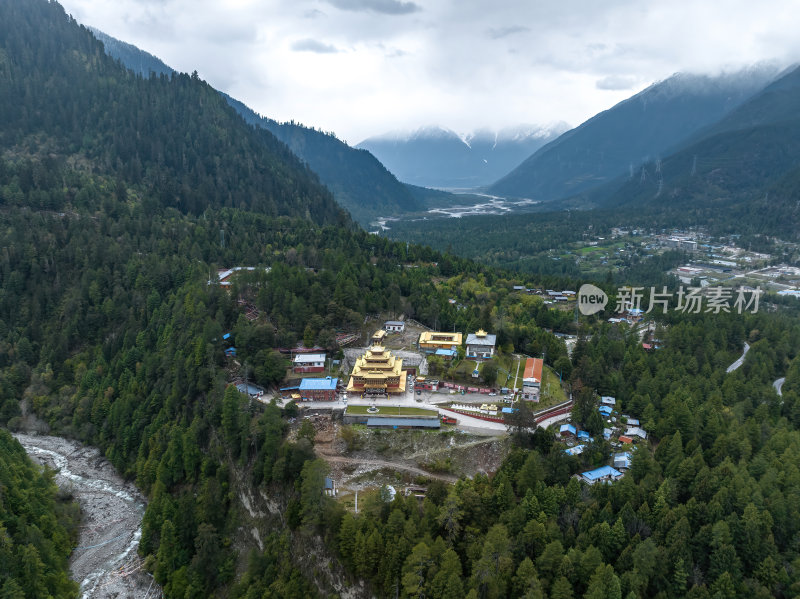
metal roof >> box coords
[466,332,497,346]
[293,353,326,363]
[299,377,338,391]
[366,417,440,428]
[581,465,622,481]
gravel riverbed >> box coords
[13,433,161,599]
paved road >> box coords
[726,342,751,373]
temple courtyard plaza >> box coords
[273,377,509,435]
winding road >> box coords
[726,342,751,373]
[318,453,459,482]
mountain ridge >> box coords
[488,65,785,203]
[91,28,424,225]
[358,123,568,189]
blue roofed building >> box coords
[564,445,585,456]
[299,376,339,401]
[559,423,577,437]
[435,348,457,360]
[599,405,613,416]
[324,477,337,496]
[577,430,591,441]
[580,465,623,484]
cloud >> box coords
[486,25,529,40]
[595,75,639,90]
[324,0,421,15]
[291,38,340,53]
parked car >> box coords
[489,392,497,396]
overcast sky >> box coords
[58,0,800,145]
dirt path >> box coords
[317,452,459,482]
[13,433,160,599]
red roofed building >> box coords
[522,357,544,401]
[618,435,634,444]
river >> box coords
[13,433,161,599]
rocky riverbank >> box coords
[13,433,161,599]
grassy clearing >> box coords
[536,365,568,408]
[346,405,438,416]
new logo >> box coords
[578,284,608,315]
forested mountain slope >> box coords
[0,0,347,225]
[583,65,800,239]
[89,28,423,225]
[0,429,79,598]
[4,2,800,599]
[489,68,781,203]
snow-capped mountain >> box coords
[490,64,785,202]
[357,123,568,189]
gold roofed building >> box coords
[418,331,462,354]
[347,345,407,396]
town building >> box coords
[384,320,405,333]
[580,465,623,484]
[522,357,544,401]
[465,330,497,360]
[415,377,439,391]
[293,353,326,373]
[614,452,633,469]
[559,423,577,437]
[418,331,462,354]
[347,345,407,396]
[299,377,338,401]
[625,426,648,440]
[324,477,337,497]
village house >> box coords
[293,353,326,374]
[384,320,405,333]
[564,445,585,456]
[559,423,577,437]
[521,357,544,401]
[465,330,496,360]
[614,452,633,469]
[324,477,337,497]
[580,465,623,484]
[299,377,338,401]
[625,426,648,440]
